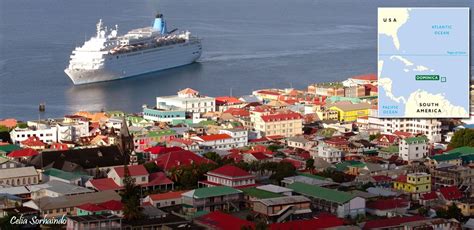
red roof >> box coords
[256,90,281,96]
[215,96,242,105]
[148,191,187,201]
[196,134,232,142]
[395,175,407,183]
[88,178,122,191]
[247,152,270,160]
[393,131,413,138]
[76,203,105,212]
[421,191,438,201]
[363,216,425,229]
[269,214,343,230]
[261,112,302,122]
[154,150,215,171]
[376,134,399,144]
[281,158,305,169]
[208,165,253,178]
[351,73,377,81]
[197,211,255,230]
[98,200,123,211]
[364,84,378,92]
[145,146,183,155]
[367,198,409,210]
[77,200,123,212]
[146,172,173,186]
[439,186,463,200]
[7,148,38,158]
[371,175,392,182]
[223,108,250,117]
[113,165,148,178]
[20,136,45,147]
[324,136,349,145]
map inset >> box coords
[378,8,470,118]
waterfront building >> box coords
[156,88,215,114]
[143,106,186,123]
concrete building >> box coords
[0,167,39,186]
[142,106,186,123]
[287,182,365,218]
[156,88,215,114]
[253,196,312,223]
[310,143,343,163]
[394,173,431,197]
[254,112,303,137]
[200,165,256,188]
[328,102,371,122]
[218,128,248,148]
[399,136,429,162]
[181,186,243,214]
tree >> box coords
[418,207,428,216]
[305,158,315,174]
[267,144,283,152]
[369,133,382,141]
[437,204,463,221]
[449,129,474,148]
[255,221,268,230]
[120,165,143,221]
[270,162,296,184]
[16,123,28,129]
[143,162,160,173]
[0,125,9,133]
[203,152,222,164]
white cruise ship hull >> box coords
[65,41,201,85]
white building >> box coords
[218,129,248,148]
[357,109,442,143]
[399,136,429,162]
[156,88,215,114]
[310,143,342,163]
[10,118,89,144]
[191,134,237,151]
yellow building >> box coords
[254,112,303,137]
[394,173,431,194]
[328,103,371,122]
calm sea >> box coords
[0,0,472,120]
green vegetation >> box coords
[436,203,463,221]
[143,162,161,173]
[449,129,474,148]
[316,168,355,183]
[305,158,315,174]
[369,133,381,141]
[0,125,9,132]
[317,128,337,138]
[232,161,296,184]
[267,144,283,152]
[120,165,143,221]
[168,163,219,189]
[16,123,28,129]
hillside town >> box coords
[1,74,474,229]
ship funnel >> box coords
[153,12,167,34]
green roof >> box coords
[241,187,283,199]
[335,160,366,172]
[172,119,193,125]
[192,210,210,218]
[431,152,464,162]
[446,146,474,154]
[403,136,428,144]
[43,168,88,180]
[287,182,354,204]
[380,145,399,153]
[190,186,242,199]
[0,144,22,153]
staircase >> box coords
[276,206,295,223]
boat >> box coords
[65,12,202,85]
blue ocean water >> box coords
[0,0,472,120]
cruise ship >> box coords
[65,13,202,85]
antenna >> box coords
[230,88,233,97]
